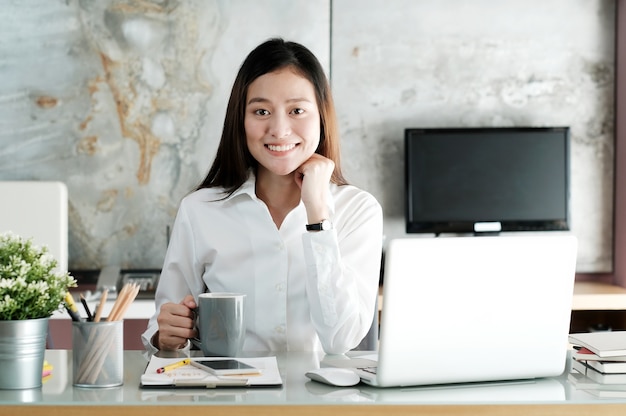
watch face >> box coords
[321,219,332,230]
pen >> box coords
[156,359,191,374]
[64,292,81,322]
[79,293,93,321]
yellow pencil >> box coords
[156,359,191,374]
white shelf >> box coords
[51,299,155,320]
[377,281,626,313]
[52,281,626,321]
[572,281,626,311]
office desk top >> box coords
[1,350,626,416]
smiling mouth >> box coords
[266,143,297,152]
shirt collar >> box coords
[227,171,257,200]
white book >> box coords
[571,359,626,385]
[573,347,626,362]
[582,359,626,374]
[568,331,626,358]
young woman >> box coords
[141,38,383,355]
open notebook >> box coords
[140,356,282,388]
[328,234,578,388]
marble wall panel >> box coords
[0,0,330,269]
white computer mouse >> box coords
[305,367,360,387]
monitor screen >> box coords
[405,127,570,234]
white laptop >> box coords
[341,234,577,388]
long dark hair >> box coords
[196,38,347,194]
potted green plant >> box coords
[0,231,76,389]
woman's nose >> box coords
[268,113,291,139]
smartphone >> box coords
[190,359,261,376]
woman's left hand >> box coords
[295,153,334,222]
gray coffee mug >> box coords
[191,293,246,357]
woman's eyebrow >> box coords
[247,97,268,105]
[247,97,313,105]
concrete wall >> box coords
[0,0,615,272]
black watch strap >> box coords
[306,219,333,231]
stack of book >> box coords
[568,331,626,398]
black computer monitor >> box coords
[405,127,570,235]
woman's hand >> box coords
[155,294,198,350]
[295,153,334,223]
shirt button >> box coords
[274,325,285,334]
[275,283,285,292]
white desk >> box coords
[1,349,625,416]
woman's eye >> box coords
[254,109,270,116]
[291,108,305,115]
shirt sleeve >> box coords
[141,199,205,352]
[301,190,383,354]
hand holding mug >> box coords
[156,295,197,350]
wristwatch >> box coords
[306,219,333,232]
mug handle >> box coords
[190,337,202,350]
[189,306,201,350]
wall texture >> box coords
[0,0,615,272]
[333,0,615,272]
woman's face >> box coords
[244,67,321,177]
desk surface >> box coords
[1,350,626,416]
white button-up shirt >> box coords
[141,174,383,354]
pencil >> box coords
[156,359,191,374]
[80,293,93,321]
[108,283,139,321]
[93,289,108,323]
[116,283,140,320]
